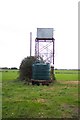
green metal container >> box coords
[32,62,50,80]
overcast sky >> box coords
[0,0,78,69]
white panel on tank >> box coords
[37,28,53,38]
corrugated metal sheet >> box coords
[37,28,53,38]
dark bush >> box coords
[19,56,38,81]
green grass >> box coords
[55,69,78,81]
[0,71,2,120]
[2,70,79,118]
[2,70,19,81]
[2,69,79,81]
[55,74,78,81]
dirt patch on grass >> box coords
[59,80,79,85]
[37,98,46,103]
[61,104,78,117]
[42,87,55,92]
[33,98,47,103]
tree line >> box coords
[0,67,18,70]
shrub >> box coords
[19,56,38,81]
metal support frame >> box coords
[35,37,55,80]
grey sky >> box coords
[0,0,78,69]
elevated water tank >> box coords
[32,62,50,80]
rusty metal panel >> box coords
[37,28,53,38]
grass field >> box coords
[1,69,79,119]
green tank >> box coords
[32,62,50,80]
